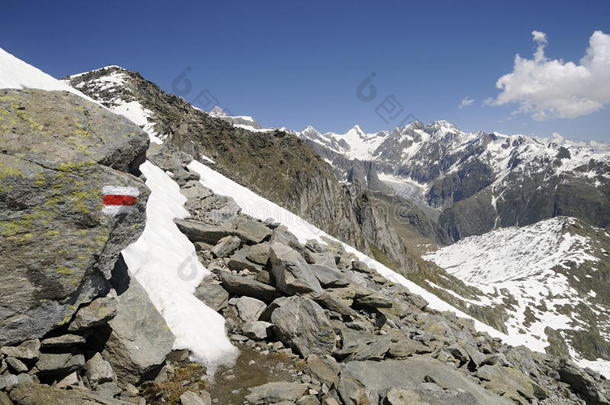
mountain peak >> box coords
[209,106,227,117]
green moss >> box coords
[56,160,96,173]
[56,266,75,275]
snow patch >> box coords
[122,161,237,372]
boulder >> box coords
[246,243,270,265]
[194,283,229,312]
[0,89,149,346]
[245,382,308,404]
[0,340,40,360]
[233,217,271,244]
[271,297,336,356]
[180,391,211,405]
[271,226,303,251]
[219,272,280,302]
[103,267,175,385]
[242,321,273,340]
[68,296,118,331]
[35,351,85,377]
[9,383,132,405]
[0,374,33,391]
[235,296,266,322]
[227,247,262,272]
[174,219,232,244]
[85,353,115,386]
[211,235,241,258]
[269,243,322,295]
[309,265,350,288]
[476,364,544,403]
[341,359,512,405]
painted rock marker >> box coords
[102,185,140,215]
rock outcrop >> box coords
[0,89,148,346]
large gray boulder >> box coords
[102,263,175,385]
[340,359,512,405]
[9,383,133,405]
[269,243,322,295]
[245,382,308,404]
[0,89,149,346]
[271,296,336,356]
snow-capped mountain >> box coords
[296,121,610,241]
[424,216,610,376]
[208,106,263,131]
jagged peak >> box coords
[209,106,227,117]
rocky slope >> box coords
[64,66,421,274]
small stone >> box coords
[247,243,271,265]
[6,357,28,373]
[86,353,115,386]
[68,296,118,331]
[56,371,80,388]
[41,334,86,348]
[180,390,211,405]
[242,321,273,340]
[211,236,241,258]
[235,296,267,322]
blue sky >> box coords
[2,0,609,142]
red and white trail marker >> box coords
[102,185,140,215]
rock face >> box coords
[0,89,149,346]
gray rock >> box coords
[41,334,85,348]
[245,381,308,404]
[6,357,28,373]
[219,272,280,302]
[271,297,336,356]
[352,291,393,309]
[68,295,118,331]
[271,226,303,251]
[86,353,115,386]
[269,243,322,295]
[0,89,149,346]
[246,243,270,265]
[228,247,262,272]
[36,351,85,376]
[9,382,132,405]
[211,235,241,258]
[235,296,267,322]
[558,360,607,405]
[194,283,229,312]
[311,292,358,318]
[242,321,273,340]
[233,217,272,244]
[175,219,233,244]
[309,265,350,288]
[0,340,40,360]
[306,355,341,386]
[191,194,242,225]
[0,392,12,405]
[297,395,321,405]
[351,260,372,274]
[180,391,211,405]
[104,270,175,385]
[0,374,33,390]
[340,359,511,405]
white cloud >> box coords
[458,97,474,108]
[491,30,610,120]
